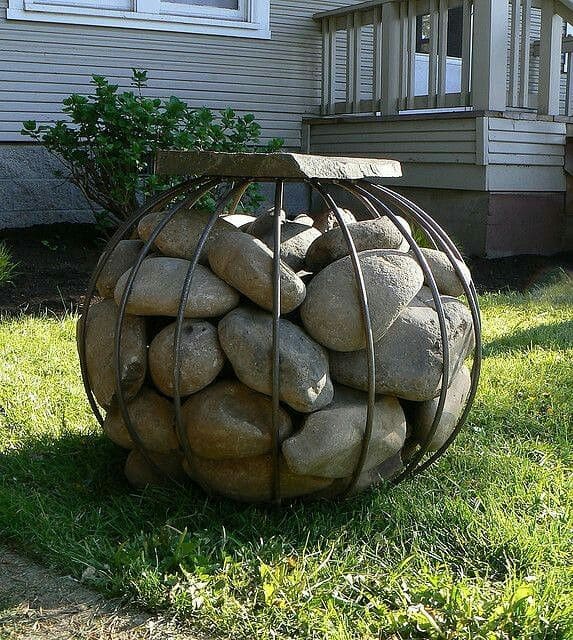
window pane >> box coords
[162,0,238,6]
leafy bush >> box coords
[0,241,17,287]
[22,70,283,229]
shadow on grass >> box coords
[483,320,573,357]
[0,431,404,576]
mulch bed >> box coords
[1,224,572,316]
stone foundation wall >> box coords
[0,144,94,229]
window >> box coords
[6,0,271,38]
[416,7,463,57]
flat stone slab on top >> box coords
[154,151,402,181]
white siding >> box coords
[0,0,364,146]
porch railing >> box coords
[314,0,573,117]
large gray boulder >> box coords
[185,454,333,503]
[103,387,179,452]
[138,209,238,263]
[329,298,475,401]
[182,380,293,460]
[413,247,472,297]
[218,306,334,413]
[208,233,306,314]
[300,250,424,352]
[79,299,146,409]
[282,387,406,478]
[305,218,404,271]
[149,320,225,397]
[409,365,472,451]
[114,257,239,318]
[96,239,143,298]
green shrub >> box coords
[0,241,17,287]
[22,69,283,229]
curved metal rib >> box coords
[362,182,482,480]
[172,180,253,487]
[309,180,377,495]
[271,180,284,504]
[345,182,451,483]
[78,177,209,427]
[112,179,220,482]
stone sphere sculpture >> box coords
[77,152,481,503]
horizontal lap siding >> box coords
[487,117,566,166]
[0,0,360,146]
[309,117,478,164]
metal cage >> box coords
[77,152,482,503]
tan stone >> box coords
[78,299,146,409]
[305,218,404,271]
[282,387,406,478]
[96,239,144,298]
[254,219,322,273]
[186,454,333,503]
[413,248,472,297]
[218,306,333,413]
[114,257,239,318]
[208,233,306,314]
[182,380,293,459]
[410,365,472,451]
[313,207,357,233]
[301,250,424,352]
[138,208,238,262]
[103,388,179,452]
[149,320,225,397]
[329,298,475,400]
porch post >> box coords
[471,0,509,111]
[380,1,401,115]
[538,0,562,116]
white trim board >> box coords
[6,0,271,37]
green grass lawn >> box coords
[0,279,572,639]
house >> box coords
[0,0,572,256]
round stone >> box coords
[114,257,240,318]
[124,450,186,488]
[218,306,334,413]
[305,218,404,271]
[149,320,225,397]
[96,239,143,298]
[103,387,179,452]
[138,208,238,263]
[255,220,322,273]
[79,299,146,410]
[282,387,406,478]
[414,247,472,297]
[329,297,475,400]
[208,232,306,314]
[300,250,424,352]
[182,380,293,460]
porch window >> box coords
[6,0,271,38]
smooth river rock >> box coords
[149,320,225,397]
[182,380,293,459]
[282,387,406,478]
[409,365,472,451]
[305,218,404,271]
[414,247,472,297]
[114,257,239,318]
[313,207,357,233]
[221,213,257,229]
[79,299,146,409]
[218,306,334,413]
[96,239,143,298]
[125,449,186,488]
[103,387,179,452]
[255,220,322,272]
[329,298,475,401]
[208,233,306,314]
[138,209,238,263]
[301,250,424,352]
[186,454,333,503]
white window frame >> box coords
[6,0,271,38]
